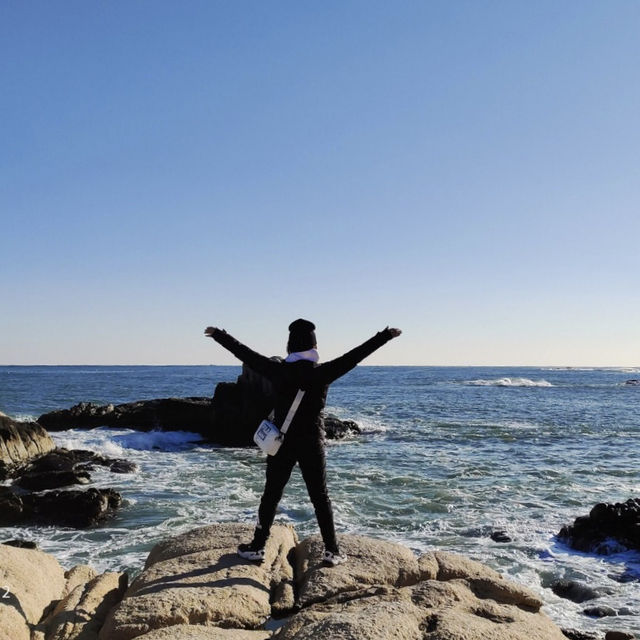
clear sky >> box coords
[1,1,639,366]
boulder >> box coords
[10,447,137,492]
[550,579,600,603]
[15,469,91,491]
[0,414,55,479]
[558,499,640,553]
[605,632,635,640]
[1,487,122,528]
[323,415,361,439]
[274,578,563,640]
[25,448,137,475]
[433,551,543,611]
[294,534,423,607]
[560,630,600,640]
[0,544,66,640]
[99,523,298,640]
[63,565,99,597]
[45,571,128,640]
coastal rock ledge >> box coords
[1,522,570,640]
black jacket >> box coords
[212,328,393,443]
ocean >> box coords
[1,365,639,635]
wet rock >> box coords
[561,630,600,640]
[605,632,635,640]
[0,486,25,525]
[1,487,122,528]
[28,487,122,528]
[583,604,617,617]
[558,498,640,553]
[1,539,38,550]
[110,459,138,473]
[324,414,361,439]
[551,579,601,603]
[491,530,512,543]
[624,379,640,386]
[610,569,640,583]
[14,469,91,490]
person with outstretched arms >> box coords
[205,319,401,566]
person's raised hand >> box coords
[387,327,402,338]
[204,326,218,338]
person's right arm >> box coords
[314,327,401,385]
[204,327,279,379]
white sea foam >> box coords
[51,427,204,454]
[7,412,38,422]
[466,377,553,388]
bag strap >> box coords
[280,389,305,435]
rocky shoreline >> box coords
[0,522,580,640]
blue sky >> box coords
[1,1,639,365]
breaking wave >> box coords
[465,377,553,388]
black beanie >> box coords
[287,318,317,353]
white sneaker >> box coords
[238,543,265,562]
[323,549,347,566]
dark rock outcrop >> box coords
[561,630,600,640]
[0,486,122,528]
[15,469,91,491]
[558,499,640,553]
[37,363,361,446]
[38,397,214,434]
[551,579,600,603]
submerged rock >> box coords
[558,498,640,553]
[551,579,601,603]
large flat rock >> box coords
[273,577,564,640]
[99,523,297,640]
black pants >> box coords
[255,437,338,552]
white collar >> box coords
[285,349,320,363]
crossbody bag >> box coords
[253,389,305,456]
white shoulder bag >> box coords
[253,389,305,456]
